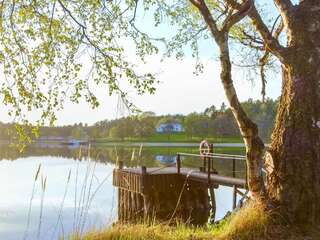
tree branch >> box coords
[189,0,221,41]
[249,5,287,61]
[225,0,287,62]
[259,18,284,101]
[222,0,252,32]
[274,0,294,28]
[128,0,166,43]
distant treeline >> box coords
[0,98,278,141]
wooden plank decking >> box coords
[119,167,246,188]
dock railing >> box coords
[176,152,246,186]
[116,146,249,210]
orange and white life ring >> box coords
[199,140,211,156]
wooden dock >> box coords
[114,167,246,189]
[113,166,213,224]
[113,144,248,225]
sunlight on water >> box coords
[0,156,116,240]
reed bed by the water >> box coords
[23,144,149,239]
[22,145,116,240]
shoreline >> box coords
[94,142,247,147]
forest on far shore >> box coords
[0,98,278,142]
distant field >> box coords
[94,132,243,143]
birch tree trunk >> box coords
[189,0,266,198]
[218,37,265,198]
[190,0,265,199]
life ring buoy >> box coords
[199,140,211,156]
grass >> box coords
[213,201,270,240]
[69,201,320,240]
[69,202,265,240]
[94,133,243,144]
[70,223,214,240]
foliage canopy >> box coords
[0,0,279,144]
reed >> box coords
[72,147,113,237]
[76,147,93,233]
[51,169,72,240]
[23,163,41,240]
[37,174,47,240]
[73,146,83,233]
[79,161,97,235]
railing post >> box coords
[141,166,147,175]
[141,166,147,194]
[209,144,214,172]
[232,158,237,209]
[232,157,236,178]
[118,161,124,170]
[233,185,237,209]
[176,154,181,174]
[207,155,211,184]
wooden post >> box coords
[233,185,237,210]
[123,189,127,221]
[143,195,151,222]
[141,166,147,194]
[207,155,211,184]
[140,166,150,222]
[232,160,237,209]
[176,154,181,174]
[119,161,124,170]
[209,144,214,172]
[209,187,216,223]
[232,158,236,178]
[118,189,122,221]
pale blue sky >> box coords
[0,1,286,126]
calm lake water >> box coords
[0,143,246,240]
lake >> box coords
[0,143,246,240]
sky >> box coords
[0,55,282,126]
[0,1,284,126]
[44,57,282,125]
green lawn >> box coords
[94,133,243,143]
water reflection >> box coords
[0,144,246,240]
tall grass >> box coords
[51,169,72,240]
[72,201,273,240]
[71,145,114,238]
[22,145,115,240]
[23,163,41,240]
[37,174,47,240]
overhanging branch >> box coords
[222,0,252,32]
[225,0,288,62]
[189,0,221,41]
[260,18,284,101]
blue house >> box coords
[156,122,185,133]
